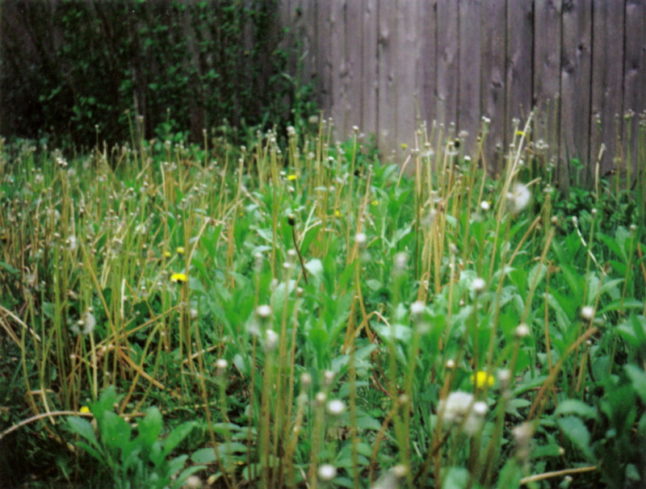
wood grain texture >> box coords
[590,0,624,176]
[480,0,506,170]
[362,0,379,135]
[623,0,645,175]
[506,0,533,140]
[559,0,592,186]
[274,0,641,172]
[458,0,482,150]
[533,0,562,166]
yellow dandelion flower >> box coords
[287,174,298,181]
[371,200,379,206]
[163,250,172,258]
[400,143,408,150]
[515,130,526,137]
[79,406,91,414]
[334,209,342,217]
[170,272,188,283]
[472,371,495,389]
[176,246,185,255]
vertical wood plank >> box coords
[377,0,398,161]
[394,0,419,152]
[362,0,379,135]
[458,0,482,152]
[480,0,506,171]
[506,0,533,140]
[623,0,645,177]
[418,0,437,133]
[345,0,364,133]
[329,0,347,135]
[316,0,332,113]
[291,0,318,95]
[559,0,592,186]
[590,0,624,176]
[435,0,459,129]
[533,0,562,167]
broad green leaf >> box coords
[442,467,471,489]
[557,416,593,461]
[555,399,598,420]
[625,365,646,404]
[162,422,196,458]
[136,407,163,450]
[101,411,132,450]
[67,416,98,447]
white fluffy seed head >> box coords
[471,277,486,293]
[580,306,595,321]
[256,304,272,319]
[480,200,490,211]
[264,329,279,351]
[355,232,367,245]
[326,399,346,416]
[515,323,531,338]
[317,464,337,481]
[410,301,426,316]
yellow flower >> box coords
[472,371,495,389]
[371,200,379,206]
[287,174,298,181]
[79,406,91,414]
[400,143,408,150]
[334,209,341,217]
[170,272,188,283]
[176,246,185,255]
[163,250,172,258]
[515,130,526,137]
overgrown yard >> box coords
[0,121,644,489]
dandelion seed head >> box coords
[480,201,490,211]
[508,183,531,214]
[264,329,279,351]
[318,464,337,481]
[256,304,272,319]
[580,306,595,321]
[471,277,486,293]
[326,399,346,416]
[515,323,530,338]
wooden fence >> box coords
[281,0,646,174]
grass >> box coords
[0,116,645,489]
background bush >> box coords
[0,0,313,147]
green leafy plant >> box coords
[66,386,204,489]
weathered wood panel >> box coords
[458,0,482,150]
[480,0,507,168]
[623,0,645,175]
[506,0,533,140]
[590,0,624,176]
[435,0,459,131]
[559,0,592,187]
[533,0,562,166]
[362,0,379,135]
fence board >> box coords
[377,0,398,160]
[533,0,562,166]
[344,0,363,134]
[458,0,482,150]
[435,0,459,131]
[506,0,533,140]
[329,0,346,135]
[417,0,437,140]
[480,0,506,169]
[362,0,379,135]
[316,0,332,111]
[590,0,624,176]
[623,0,645,176]
[394,0,419,153]
[559,0,592,187]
